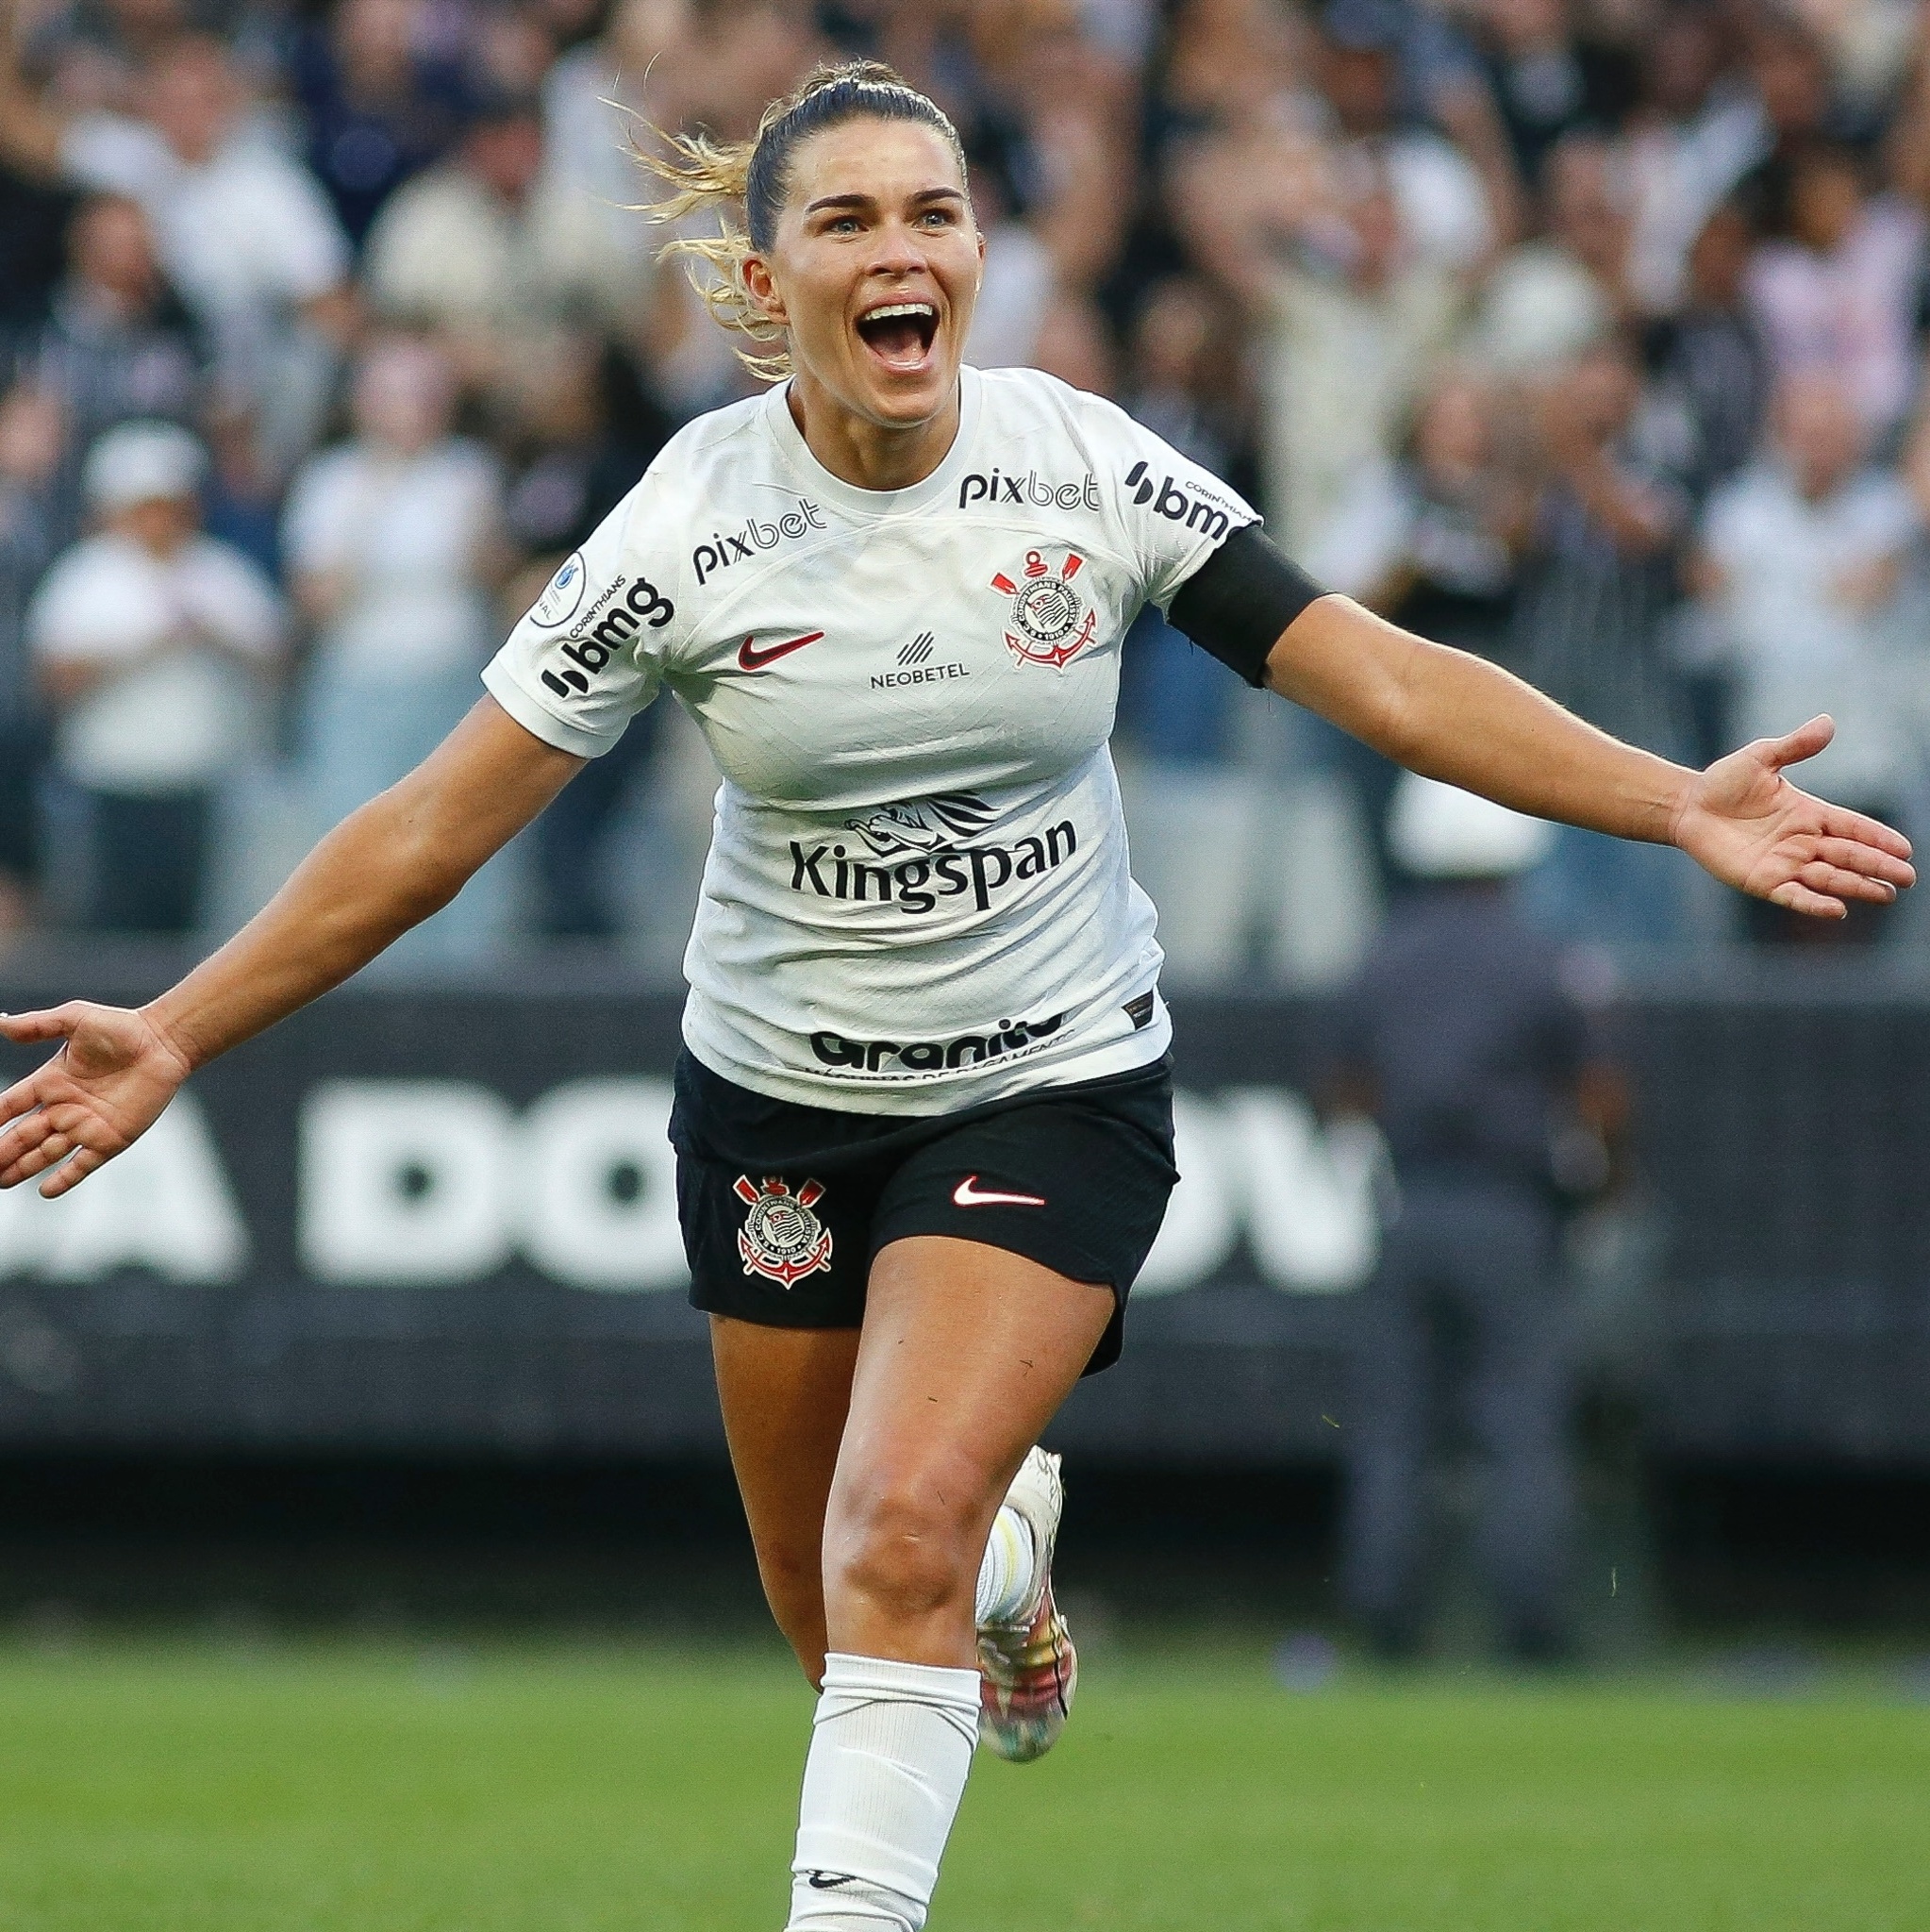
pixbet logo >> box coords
[1123,460,1233,541]
[958,469,1100,511]
[693,498,825,585]
[540,575,674,697]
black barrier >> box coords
[1,951,1927,1464]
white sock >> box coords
[787,1652,980,1932]
[973,1505,1038,1626]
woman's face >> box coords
[746,117,984,434]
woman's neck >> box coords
[786,375,961,492]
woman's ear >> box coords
[742,252,788,328]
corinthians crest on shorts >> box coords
[734,1174,834,1286]
[990,549,1097,669]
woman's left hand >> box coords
[1672,716,1916,918]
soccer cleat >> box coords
[977,1446,1077,1763]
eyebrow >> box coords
[804,187,968,216]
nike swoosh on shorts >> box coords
[738,629,825,670]
[953,1174,1048,1208]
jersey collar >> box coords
[761,366,982,518]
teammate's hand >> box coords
[1672,716,1916,918]
[0,1003,193,1198]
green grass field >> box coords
[2,1639,1926,1932]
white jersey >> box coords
[484,365,1258,1112]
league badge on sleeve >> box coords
[528,550,588,629]
[734,1175,834,1286]
[990,550,1098,669]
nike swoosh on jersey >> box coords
[738,629,825,671]
[952,1174,1048,1208]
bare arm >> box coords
[0,696,584,1193]
[1267,594,1915,915]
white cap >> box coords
[1388,773,1555,878]
[82,420,207,511]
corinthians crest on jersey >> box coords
[990,548,1097,669]
[734,1174,834,1285]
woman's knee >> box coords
[824,1458,990,1624]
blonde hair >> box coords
[640,59,968,381]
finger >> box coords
[0,1004,92,1043]
[1770,879,1847,918]
[1816,810,1915,867]
[39,1145,105,1199]
[0,1106,57,1185]
[8,1129,75,1182]
[1759,715,1836,771]
[1799,861,1897,905]
[1806,840,1915,890]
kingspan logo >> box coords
[811,1012,1066,1074]
[787,791,1077,918]
[958,469,1100,511]
[540,575,674,697]
[693,498,825,585]
[1123,460,1233,541]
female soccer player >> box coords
[0,61,1912,1932]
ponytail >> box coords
[639,59,967,380]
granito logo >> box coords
[693,498,825,585]
[1123,460,1233,540]
[810,1012,1067,1074]
[788,820,1077,916]
[958,469,1100,511]
[539,575,674,697]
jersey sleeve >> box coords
[482,466,684,758]
[1080,396,1263,615]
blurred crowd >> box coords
[6,0,1930,971]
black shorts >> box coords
[670,1049,1178,1374]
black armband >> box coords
[1165,523,1329,687]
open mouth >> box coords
[855,299,939,371]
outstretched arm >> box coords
[0,697,584,1195]
[1266,593,1914,917]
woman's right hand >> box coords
[0,1004,194,1198]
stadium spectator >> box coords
[1192,142,1463,559]
[1472,0,1638,196]
[1644,195,1772,504]
[26,419,283,933]
[1115,275,1263,978]
[537,0,694,333]
[1471,129,1628,376]
[1314,0,1506,275]
[1622,5,1770,316]
[1335,773,1620,1663]
[1743,139,1925,444]
[1695,371,1920,941]
[281,334,508,954]
[499,327,672,938]
[287,0,470,249]
[0,380,60,941]
[26,192,203,544]
[361,88,563,392]
[0,31,356,473]
[0,158,76,337]
[1308,368,1528,666]
[1508,336,1697,942]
